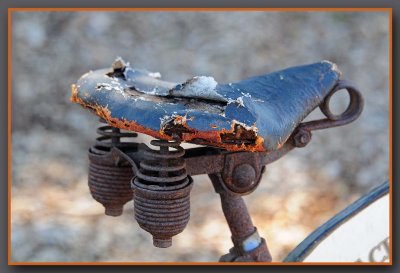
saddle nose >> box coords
[71,58,342,152]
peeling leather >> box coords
[71,60,341,152]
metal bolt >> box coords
[293,129,312,148]
[232,164,256,189]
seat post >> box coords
[209,174,272,262]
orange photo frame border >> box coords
[7,7,393,266]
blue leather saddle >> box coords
[71,59,342,152]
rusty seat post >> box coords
[209,173,272,262]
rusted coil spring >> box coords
[91,119,138,155]
[132,139,193,248]
[88,119,137,216]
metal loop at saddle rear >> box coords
[297,80,364,132]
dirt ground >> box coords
[11,11,389,262]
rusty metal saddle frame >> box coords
[86,80,363,262]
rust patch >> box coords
[220,124,257,143]
[71,85,265,152]
[71,85,172,140]
[161,114,264,152]
[101,109,174,142]
[70,84,79,103]
[70,84,101,114]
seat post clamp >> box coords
[221,152,265,195]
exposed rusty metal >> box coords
[210,174,272,261]
[72,59,364,262]
[88,119,137,216]
[131,140,193,248]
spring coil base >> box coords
[88,158,134,216]
[132,139,193,248]
[88,119,137,216]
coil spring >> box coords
[132,139,193,248]
[88,160,134,216]
[90,118,138,155]
[135,139,190,190]
[88,119,137,216]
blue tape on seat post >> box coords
[242,231,262,252]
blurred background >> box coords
[11,11,389,262]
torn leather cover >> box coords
[71,59,341,152]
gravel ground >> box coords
[11,11,389,262]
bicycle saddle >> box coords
[71,58,342,152]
